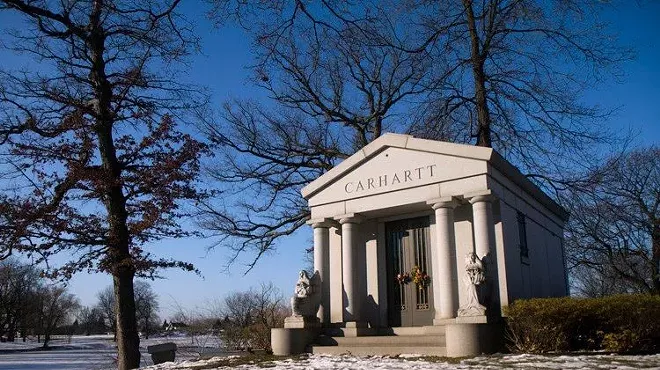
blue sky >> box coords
[1,2,659,319]
[581,1,660,147]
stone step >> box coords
[323,325,447,337]
[318,334,446,346]
[312,345,447,357]
[378,326,438,336]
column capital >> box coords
[307,218,337,229]
[427,196,462,210]
[466,190,497,204]
[334,213,365,225]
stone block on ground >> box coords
[147,342,177,364]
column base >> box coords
[423,325,448,335]
[433,318,457,326]
[338,321,372,337]
[344,321,368,328]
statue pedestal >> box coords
[273,316,320,355]
[445,321,504,357]
[272,270,323,355]
[457,305,486,317]
[455,315,490,324]
[284,316,321,329]
[271,327,320,356]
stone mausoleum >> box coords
[272,133,568,357]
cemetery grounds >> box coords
[1,335,660,369]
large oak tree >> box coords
[202,0,630,268]
[0,1,207,368]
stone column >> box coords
[428,197,459,322]
[337,214,364,325]
[310,218,333,324]
[468,191,498,315]
[469,193,496,260]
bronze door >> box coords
[386,217,434,327]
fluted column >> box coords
[428,197,459,322]
[337,214,364,324]
[309,218,333,324]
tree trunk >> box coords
[114,269,140,369]
[144,313,150,339]
[463,0,492,148]
[86,1,141,368]
[652,220,660,294]
[7,322,15,342]
[43,319,51,348]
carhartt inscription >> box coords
[344,164,437,194]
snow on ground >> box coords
[0,347,118,370]
[0,336,117,370]
[2,336,660,370]
[0,334,212,370]
[145,353,660,370]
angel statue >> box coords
[290,270,321,317]
[458,252,487,316]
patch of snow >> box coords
[144,353,660,370]
[0,335,199,370]
[3,336,660,370]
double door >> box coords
[385,217,434,327]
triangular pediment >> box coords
[303,134,495,206]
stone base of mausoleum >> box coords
[311,325,447,356]
[309,321,504,357]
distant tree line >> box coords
[0,259,79,347]
[0,259,161,345]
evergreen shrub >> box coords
[504,294,660,354]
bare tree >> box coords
[565,147,659,295]
[399,0,631,190]
[166,301,222,351]
[0,259,41,341]
[203,0,631,268]
[97,281,160,339]
[37,285,80,348]
[134,280,159,339]
[219,283,287,352]
[77,306,106,336]
[248,282,288,351]
[97,285,117,339]
[200,1,442,269]
[0,2,207,368]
